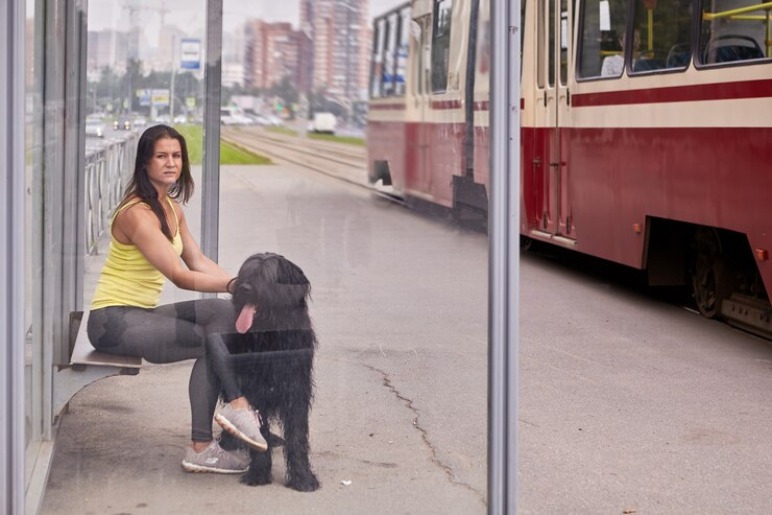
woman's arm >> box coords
[115,203,232,293]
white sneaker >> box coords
[181,439,249,474]
[215,404,268,452]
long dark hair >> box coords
[119,124,194,241]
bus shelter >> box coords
[1,0,519,512]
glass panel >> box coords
[395,7,411,96]
[549,0,556,85]
[383,12,400,94]
[538,0,546,87]
[432,0,454,92]
[699,0,771,64]
[630,0,692,72]
[24,0,42,457]
[41,1,490,513]
[371,18,385,97]
[578,0,630,78]
[560,0,570,84]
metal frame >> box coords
[488,0,521,512]
[1,0,28,511]
[201,0,223,262]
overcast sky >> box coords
[88,0,406,33]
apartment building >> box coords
[244,20,312,93]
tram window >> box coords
[431,0,453,93]
[577,0,629,78]
[560,0,569,85]
[630,0,692,73]
[413,16,432,95]
[477,13,490,75]
[394,8,410,96]
[549,0,556,85]
[382,14,398,96]
[699,0,769,65]
[370,19,385,98]
[537,0,546,87]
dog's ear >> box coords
[276,258,309,287]
[259,281,309,307]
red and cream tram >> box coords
[367,0,772,334]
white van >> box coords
[308,112,336,134]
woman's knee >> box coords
[197,298,236,330]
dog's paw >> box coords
[286,474,320,492]
[241,471,272,486]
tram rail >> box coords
[220,125,404,206]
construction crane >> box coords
[121,0,170,59]
[119,0,171,115]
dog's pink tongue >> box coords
[236,304,257,334]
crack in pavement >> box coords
[365,364,487,506]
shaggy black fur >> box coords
[219,252,319,491]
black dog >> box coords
[218,253,319,491]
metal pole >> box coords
[1,0,27,511]
[488,0,521,511]
[201,0,223,265]
[170,34,176,122]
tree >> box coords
[270,75,299,109]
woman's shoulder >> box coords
[119,196,151,211]
[114,198,156,226]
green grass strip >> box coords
[174,124,271,165]
[307,133,365,147]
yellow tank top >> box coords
[91,197,184,309]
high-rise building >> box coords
[244,21,312,93]
[300,0,370,101]
[87,30,130,76]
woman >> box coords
[87,124,265,474]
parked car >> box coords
[173,114,187,124]
[133,116,147,128]
[220,107,253,126]
[85,119,105,138]
[113,116,132,130]
[265,114,284,126]
[308,112,336,134]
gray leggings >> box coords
[87,298,240,442]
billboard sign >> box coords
[151,89,170,107]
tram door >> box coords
[534,0,574,238]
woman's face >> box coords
[146,137,182,190]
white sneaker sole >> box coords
[181,461,247,474]
[215,413,269,452]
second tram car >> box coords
[367,0,772,335]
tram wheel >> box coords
[690,228,730,318]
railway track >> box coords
[221,125,404,206]
[221,126,362,183]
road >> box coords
[518,245,772,513]
[41,158,772,514]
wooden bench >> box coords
[53,310,143,417]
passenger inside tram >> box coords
[601,27,641,76]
